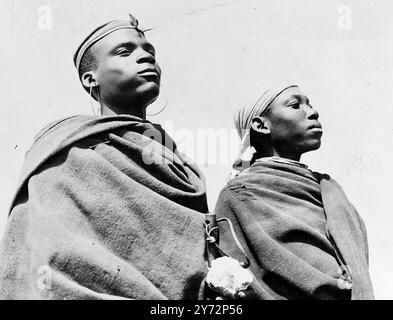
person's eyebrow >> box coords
[109,41,155,55]
[283,95,299,105]
[284,94,310,105]
[109,41,136,54]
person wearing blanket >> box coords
[213,82,374,299]
[0,14,210,299]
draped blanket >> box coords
[0,115,209,300]
[214,159,374,300]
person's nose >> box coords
[136,48,156,64]
[305,104,319,120]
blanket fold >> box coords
[0,115,209,300]
[214,159,374,300]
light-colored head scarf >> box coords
[230,81,298,179]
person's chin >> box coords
[309,139,322,151]
[301,139,321,153]
[134,84,159,105]
[138,81,160,95]
[135,78,157,90]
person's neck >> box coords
[255,146,301,162]
[101,104,146,120]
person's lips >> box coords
[309,122,323,133]
[138,68,160,77]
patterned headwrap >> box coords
[230,81,298,179]
[73,14,145,75]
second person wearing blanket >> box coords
[214,82,374,300]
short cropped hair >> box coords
[261,106,272,118]
[78,47,97,86]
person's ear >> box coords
[251,116,270,135]
[81,71,98,90]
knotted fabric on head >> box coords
[73,14,145,75]
[230,82,298,179]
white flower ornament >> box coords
[204,215,254,299]
[206,256,253,298]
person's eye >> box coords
[116,49,131,56]
[146,49,155,57]
[289,102,300,109]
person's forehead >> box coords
[92,28,150,55]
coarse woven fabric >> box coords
[0,115,209,300]
[214,159,374,300]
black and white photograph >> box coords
[0,0,392,303]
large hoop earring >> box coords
[89,85,97,116]
[146,100,168,116]
[147,82,167,117]
[89,83,102,116]
[97,87,103,116]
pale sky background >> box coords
[0,0,392,299]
